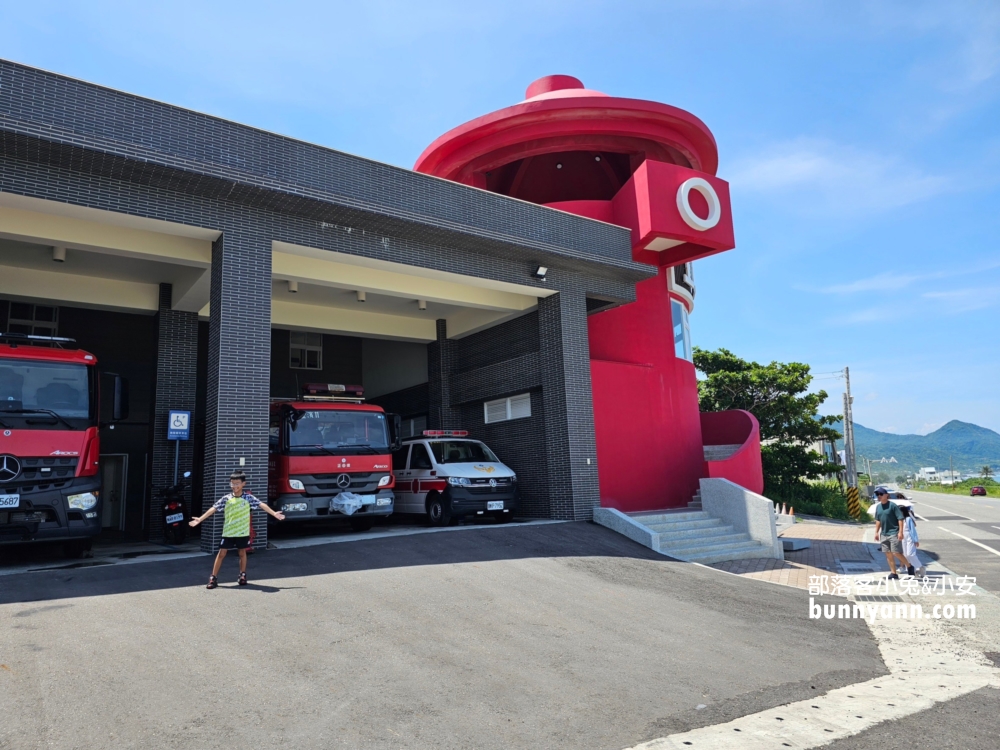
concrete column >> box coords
[427,318,461,430]
[538,290,600,520]
[200,229,272,553]
[150,283,198,542]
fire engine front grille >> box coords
[0,457,78,495]
[0,509,57,524]
[296,472,386,495]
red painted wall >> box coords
[415,75,765,511]
[588,268,705,510]
[701,410,765,495]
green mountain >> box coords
[831,420,1000,475]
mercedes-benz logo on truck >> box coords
[336,473,352,489]
[0,454,21,482]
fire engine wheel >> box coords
[63,539,93,559]
[426,494,452,527]
[349,517,375,532]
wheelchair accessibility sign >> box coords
[167,410,191,441]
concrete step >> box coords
[659,535,754,556]
[644,518,726,532]
[655,524,736,543]
[594,506,780,565]
[633,511,709,524]
[677,543,775,564]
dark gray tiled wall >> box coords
[428,319,461,430]
[0,59,644,532]
[0,60,651,281]
[150,283,199,542]
[200,230,272,552]
[458,391,549,518]
[538,290,600,520]
[453,311,540,373]
[447,311,549,516]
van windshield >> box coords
[429,440,498,464]
[0,358,95,429]
[288,410,389,454]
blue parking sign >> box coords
[167,410,191,440]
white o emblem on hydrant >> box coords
[676,177,721,232]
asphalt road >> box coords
[903,489,1000,595]
[824,686,1000,749]
[0,521,884,750]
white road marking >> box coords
[915,501,975,521]
[625,605,1000,750]
[937,527,1000,558]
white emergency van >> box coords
[391,430,519,526]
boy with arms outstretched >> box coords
[190,470,284,588]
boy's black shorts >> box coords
[220,536,251,550]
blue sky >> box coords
[3,0,998,434]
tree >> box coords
[693,347,842,497]
[982,466,994,480]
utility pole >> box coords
[842,367,857,487]
[842,366,861,518]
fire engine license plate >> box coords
[0,495,19,509]
[165,512,184,524]
[487,501,504,511]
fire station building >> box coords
[0,60,761,546]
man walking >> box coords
[873,488,908,580]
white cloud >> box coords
[869,1,1000,93]
[727,138,950,217]
[811,260,1000,296]
[818,272,923,295]
[922,287,1000,313]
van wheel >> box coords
[426,495,451,527]
[349,517,375,532]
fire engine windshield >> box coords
[429,441,498,464]
[0,359,95,428]
[288,410,390,454]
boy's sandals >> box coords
[206,575,218,589]
[238,572,247,586]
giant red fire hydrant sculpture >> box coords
[417,75,763,511]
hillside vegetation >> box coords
[833,420,1000,474]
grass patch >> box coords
[767,481,871,523]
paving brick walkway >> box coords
[708,519,887,591]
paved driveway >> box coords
[0,522,884,750]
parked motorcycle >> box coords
[161,471,192,545]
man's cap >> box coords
[875,487,888,495]
[230,470,246,481]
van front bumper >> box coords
[444,486,519,518]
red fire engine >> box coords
[0,333,128,555]
[267,384,399,531]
